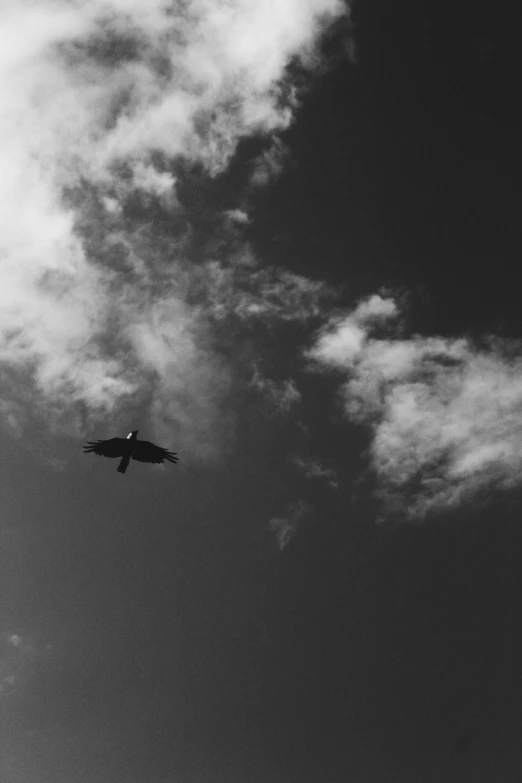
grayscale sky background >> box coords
[1,1,520,781]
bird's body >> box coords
[83,430,178,473]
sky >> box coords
[1,0,521,781]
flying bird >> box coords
[83,430,179,474]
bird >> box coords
[83,430,179,474]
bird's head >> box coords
[127,430,139,439]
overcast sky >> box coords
[1,1,521,781]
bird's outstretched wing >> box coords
[131,440,179,465]
[83,438,129,458]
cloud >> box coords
[307,294,399,368]
[307,295,522,518]
[197,262,335,324]
[249,137,289,188]
[129,162,177,204]
[269,499,313,550]
[292,455,339,489]
[251,372,302,414]
[0,632,39,696]
[0,0,350,459]
[223,208,250,225]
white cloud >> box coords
[223,208,250,225]
[307,294,400,368]
[307,295,522,518]
[308,317,366,367]
[130,162,177,202]
[0,0,349,459]
[353,294,398,322]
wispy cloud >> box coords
[0,0,349,460]
[307,294,522,518]
[250,367,302,414]
[249,137,290,189]
[291,455,339,489]
[269,499,313,550]
[0,631,40,696]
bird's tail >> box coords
[117,454,131,474]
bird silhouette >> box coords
[83,430,179,474]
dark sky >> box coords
[1,1,521,782]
